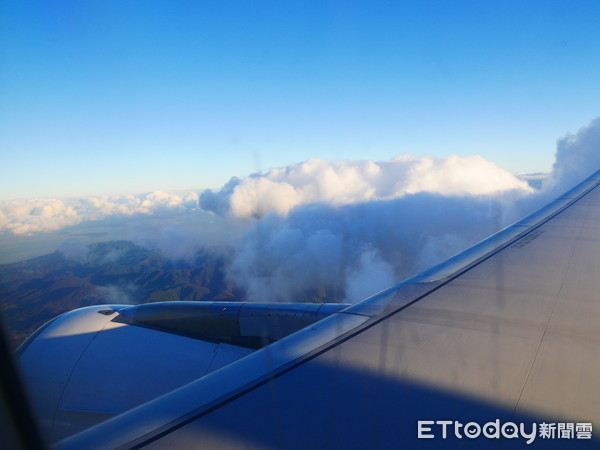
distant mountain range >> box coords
[0,240,242,348]
[0,240,341,348]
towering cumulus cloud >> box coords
[202,154,534,302]
[544,117,600,194]
[201,155,530,219]
[199,115,600,302]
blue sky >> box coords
[1,1,600,200]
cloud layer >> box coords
[225,193,511,302]
[201,155,532,219]
[544,117,600,193]
[202,154,534,301]
[4,116,600,304]
[200,115,600,302]
[0,191,199,236]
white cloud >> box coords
[0,198,82,235]
[199,153,535,301]
[0,191,200,236]
[198,121,600,303]
[93,284,138,305]
[344,248,396,303]
[543,117,600,194]
[201,154,532,219]
[223,192,512,302]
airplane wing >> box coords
[21,170,600,448]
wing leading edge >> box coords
[57,171,600,449]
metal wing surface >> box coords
[57,171,600,449]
